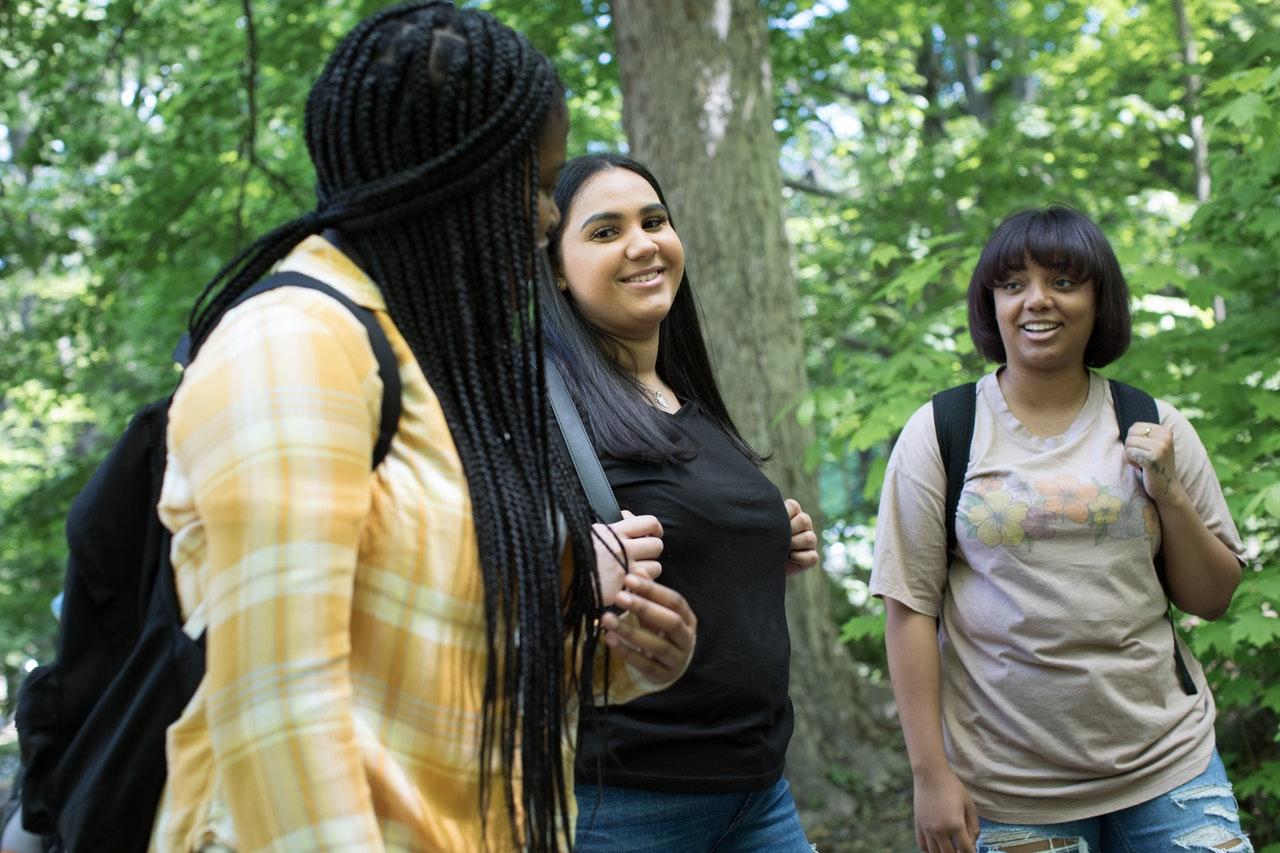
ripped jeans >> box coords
[978,751,1252,853]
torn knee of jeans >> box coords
[982,828,1089,852]
[1171,784,1237,810]
[1171,823,1254,852]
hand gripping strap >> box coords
[1109,379,1197,697]
[545,361,622,524]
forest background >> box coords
[1,0,1277,849]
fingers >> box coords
[790,511,813,536]
[918,829,968,853]
[1124,445,1154,468]
[1123,421,1179,501]
[611,510,663,540]
[601,574,697,681]
[631,560,662,580]
[592,518,663,565]
[1124,421,1170,455]
[791,529,818,551]
[1126,421,1162,442]
[963,799,980,853]
[613,574,696,638]
[785,501,818,576]
[785,552,819,576]
[591,512,666,606]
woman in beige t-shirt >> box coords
[872,206,1251,852]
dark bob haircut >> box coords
[967,205,1131,368]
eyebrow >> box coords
[577,203,669,232]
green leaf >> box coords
[1216,92,1267,128]
[796,395,817,427]
[1229,609,1280,648]
[1243,482,1280,519]
[839,613,885,644]
[868,244,901,269]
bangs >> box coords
[976,208,1107,288]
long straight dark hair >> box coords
[185,4,599,848]
[543,154,762,467]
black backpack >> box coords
[931,378,1197,696]
[14,271,402,852]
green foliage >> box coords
[3,0,1278,834]
[0,0,618,701]
[771,0,1280,828]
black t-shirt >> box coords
[575,401,794,793]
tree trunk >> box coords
[1172,0,1210,204]
[1171,0,1224,323]
[612,1,908,846]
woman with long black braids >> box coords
[148,5,695,851]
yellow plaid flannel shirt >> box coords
[151,237,654,851]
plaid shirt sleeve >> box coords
[165,290,387,850]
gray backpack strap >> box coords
[546,361,622,524]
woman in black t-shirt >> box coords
[544,154,819,852]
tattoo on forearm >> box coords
[1149,460,1172,496]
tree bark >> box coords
[1172,0,1210,204]
[1171,0,1224,322]
[612,1,908,844]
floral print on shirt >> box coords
[959,473,1156,550]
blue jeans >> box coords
[977,751,1253,852]
[574,776,813,852]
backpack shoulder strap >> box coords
[546,361,621,524]
[1108,378,1158,441]
[175,271,401,469]
[1109,378,1197,695]
[932,383,977,558]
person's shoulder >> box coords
[887,395,944,470]
[201,282,377,369]
[902,398,937,439]
[901,377,985,447]
[1153,395,1187,424]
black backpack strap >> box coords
[174,271,401,470]
[1109,378,1156,442]
[1109,379,1197,696]
[932,383,977,559]
[546,360,621,524]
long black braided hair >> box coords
[186,4,602,848]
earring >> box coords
[556,278,568,292]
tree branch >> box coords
[234,0,259,250]
[234,0,306,238]
[1172,0,1210,203]
[783,177,853,203]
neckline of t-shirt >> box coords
[981,369,1104,450]
[663,398,696,418]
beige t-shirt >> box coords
[871,371,1245,823]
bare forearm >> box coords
[1156,487,1241,620]
[884,597,950,776]
[1126,421,1241,621]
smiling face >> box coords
[555,167,685,343]
[993,259,1097,376]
